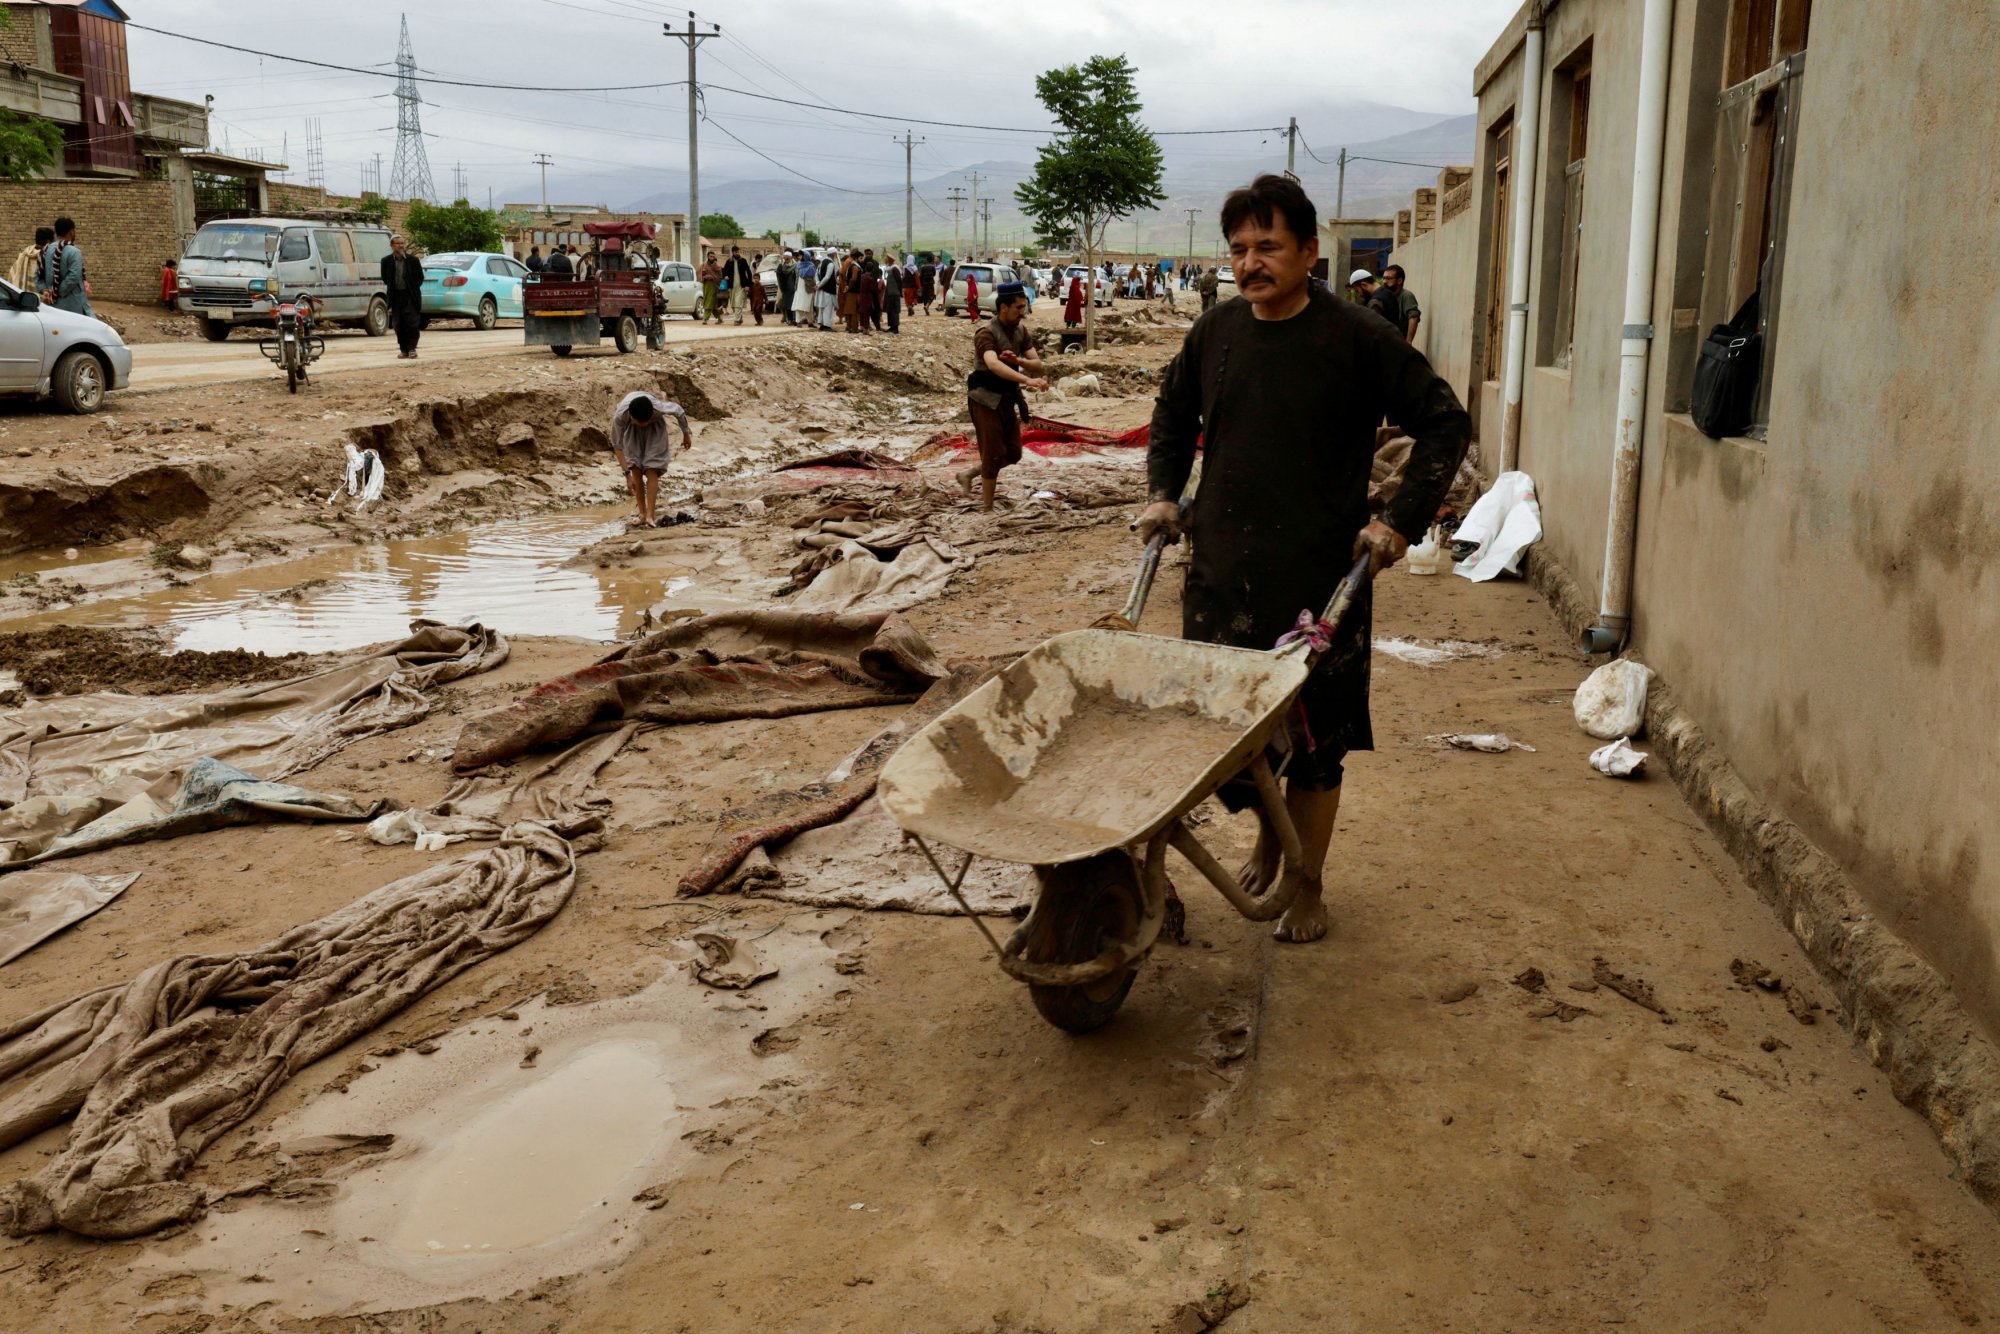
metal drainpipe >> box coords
[1580,0,1676,653]
[1497,6,1547,474]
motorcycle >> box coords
[257,293,325,393]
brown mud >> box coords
[3,303,1998,1331]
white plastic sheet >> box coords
[1453,470,1542,582]
[1589,737,1649,777]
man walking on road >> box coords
[777,250,798,326]
[1140,174,1469,943]
[1383,263,1421,342]
[39,218,91,316]
[698,249,722,324]
[883,254,904,334]
[1198,263,1219,312]
[380,233,425,359]
[723,246,753,325]
[610,390,693,530]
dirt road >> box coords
[124,319,782,393]
[1,307,1997,1330]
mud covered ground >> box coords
[2,303,1998,1331]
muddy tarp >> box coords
[0,815,585,1240]
[429,724,634,839]
[2,757,381,873]
[0,623,508,867]
[0,870,142,968]
[680,661,991,896]
[723,795,1032,915]
[790,536,971,614]
[452,611,945,771]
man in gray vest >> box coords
[39,217,91,316]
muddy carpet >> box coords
[0,814,588,1240]
[452,610,944,770]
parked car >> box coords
[419,252,527,329]
[176,217,394,341]
[0,278,132,413]
[651,258,705,318]
[942,262,1034,316]
[1063,265,1113,308]
[1214,265,1237,301]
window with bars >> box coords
[1697,0,1810,435]
[1482,115,1513,382]
[1538,49,1592,369]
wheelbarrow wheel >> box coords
[1025,853,1142,1034]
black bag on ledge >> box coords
[1691,290,1762,439]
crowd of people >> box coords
[7,217,92,316]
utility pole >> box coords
[665,11,720,264]
[946,186,967,258]
[979,199,992,256]
[373,152,384,197]
[533,153,553,215]
[1183,206,1197,278]
[1336,147,1349,218]
[894,131,921,258]
[1286,116,1298,177]
[452,162,466,202]
[967,170,981,255]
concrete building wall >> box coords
[0,178,179,302]
[1427,0,2000,1039]
[1387,185,1480,424]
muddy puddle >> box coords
[130,913,853,1320]
[1,509,687,651]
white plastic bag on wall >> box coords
[1574,658,1653,739]
[1453,471,1542,582]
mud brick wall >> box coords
[0,180,180,303]
[1412,187,1439,237]
[1396,209,1412,247]
[0,4,46,66]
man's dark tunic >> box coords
[1147,284,1470,784]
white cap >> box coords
[1347,268,1374,286]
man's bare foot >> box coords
[956,467,977,496]
[1272,880,1328,942]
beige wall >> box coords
[1428,0,2000,1037]
[1389,183,1480,430]
[0,179,180,302]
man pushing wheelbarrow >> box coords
[1136,172,1472,944]
[880,175,1469,1031]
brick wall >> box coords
[1396,209,1412,247]
[1412,187,1439,237]
[0,179,179,303]
[0,4,45,66]
[264,182,327,215]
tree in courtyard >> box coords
[0,110,64,184]
[404,198,505,254]
[1014,55,1164,350]
[700,212,745,239]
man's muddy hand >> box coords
[1354,519,1408,574]
[1136,501,1183,545]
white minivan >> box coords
[177,218,396,341]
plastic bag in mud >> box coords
[1574,658,1653,740]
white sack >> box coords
[1589,737,1649,777]
[1574,658,1653,739]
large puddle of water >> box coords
[388,1038,676,1256]
[3,509,686,651]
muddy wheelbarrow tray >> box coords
[878,626,1322,992]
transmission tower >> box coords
[304,118,325,190]
[387,14,436,202]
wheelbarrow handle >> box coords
[1275,554,1374,667]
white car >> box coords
[1213,266,1237,301]
[0,280,133,413]
[1063,265,1114,308]
[943,262,1034,316]
[650,259,707,318]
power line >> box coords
[1297,128,1456,172]
[700,111,897,196]
[127,22,689,92]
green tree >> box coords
[1014,55,1164,349]
[0,109,64,184]
[700,212,745,239]
[404,198,505,253]
[802,228,822,248]
[351,194,392,225]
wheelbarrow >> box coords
[878,553,1372,1032]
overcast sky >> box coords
[129,0,1520,202]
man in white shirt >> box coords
[610,390,692,528]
